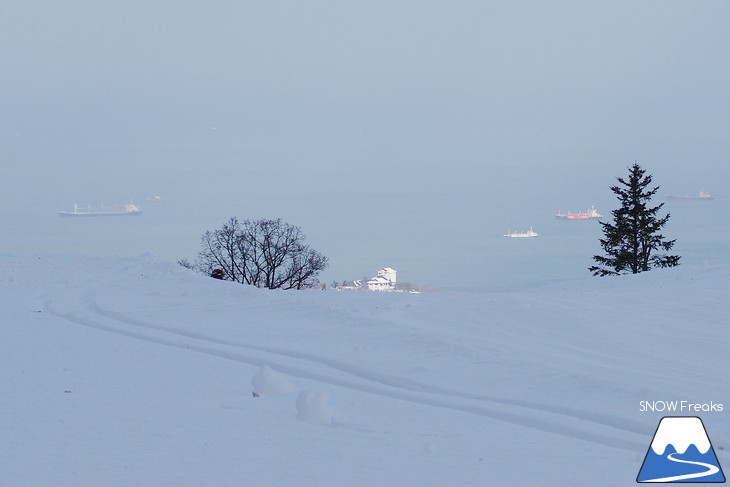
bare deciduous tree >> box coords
[189,217,328,290]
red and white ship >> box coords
[555,205,602,220]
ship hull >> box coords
[554,206,602,220]
[554,214,599,220]
[504,227,539,238]
[58,211,142,217]
[666,196,714,201]
[58,202,142,217]
[666,191,714,201]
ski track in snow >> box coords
[42,283,647,453]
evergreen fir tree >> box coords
[590,163,680,276]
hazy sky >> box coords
[2,1,730,289]
[3,1,729,157]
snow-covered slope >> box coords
[2,254,728,486]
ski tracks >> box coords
[43,285,646,453]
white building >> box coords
[378,267,397,284]
[367,267,397,292]
[339,280,362,290]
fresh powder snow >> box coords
[1,254,728,486]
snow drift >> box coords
[252,365,294,395]
[296,391,338,425]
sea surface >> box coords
[3,136,728,293]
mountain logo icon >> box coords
[637,416,725,483]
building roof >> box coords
[367,276,390,285]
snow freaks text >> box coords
[639,401,724,413]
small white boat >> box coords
[504,226,539,238]
[58,201,142,217]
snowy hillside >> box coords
[2,254,728,486]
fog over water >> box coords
[2,1,729,291]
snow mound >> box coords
[296,391,337,425]
[251,365,294,395]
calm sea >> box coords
[3,138,728,293]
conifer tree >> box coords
[590,163,680,276]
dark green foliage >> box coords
[590,163,680,276]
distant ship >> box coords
[555,205,603,220]
[666,190,714,201]
[58,201,142,217]
[504,226,539,238]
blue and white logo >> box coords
[637,416,725,483]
